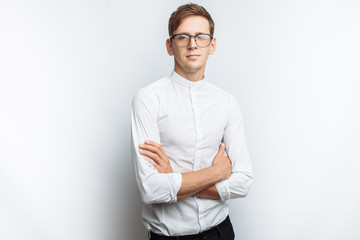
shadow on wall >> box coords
[110,142,147,240]
[116,182,146,240]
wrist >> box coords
[209,165,227,182]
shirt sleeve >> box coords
[131,87,182,205]
[215,95,253,201]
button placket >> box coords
[190,85,199,169]
[189,85,201,230]
[190,85,206,231]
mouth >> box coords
[186,54,200,59]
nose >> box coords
[187,36,197,49]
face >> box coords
[166,16,216,78]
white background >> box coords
[1,0,360,240]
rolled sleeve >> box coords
[168,172,182,203]
[220,95,253,200]
[131,87,182,204]
[215,179,230,201]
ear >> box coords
[166,38,174,56]
[209,37,216,55]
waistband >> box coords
[149,215,231,240]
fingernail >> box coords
[221,143,225,147]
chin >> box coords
[185,67,203,73]
[185,63,204,71]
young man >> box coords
[131,3,252,240]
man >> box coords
[131,3,252,240]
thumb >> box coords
[217,143,226,156]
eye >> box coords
[177,35,189,40]
[197,34,209,40]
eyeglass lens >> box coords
[173,34,211,47]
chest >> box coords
[157,87,229,167]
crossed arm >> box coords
[138,140,232,200]
[132,89,252,204]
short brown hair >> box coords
[168,3,215,36]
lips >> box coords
[186,54,200,59]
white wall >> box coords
[1,0,359,240]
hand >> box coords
[138,140,173,173]
[212,143,232,180]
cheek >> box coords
[201,55,210,64]
[173,52,186,66]
[201,50,211,61]
[174,50,186,61]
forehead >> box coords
[173,15,210,34]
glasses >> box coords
[170,33,213,48]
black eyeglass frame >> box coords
[170,33,214,48]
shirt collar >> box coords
[170,70,206,89]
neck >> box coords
[174,66,205,82]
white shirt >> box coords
[131,70,252,236]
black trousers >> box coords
[149,216,235,240]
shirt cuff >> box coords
[215,179,230,201]
[167,172,182,203]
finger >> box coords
[217,143,226,156]
[144,157,162,172]
[141,142,167,160]
[144,140,159,146]
[226,156,231,162]
[139,150,161,164]
[145,140,166,155]
[140,143,165,157]
[144,156,155,165]
[139,149,162,164]
[139,143,159,154]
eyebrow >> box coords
[174,32,210,35]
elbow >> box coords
[230,173,253,199]
[139,183,165,205]
[232,185,252,199]
[138,174,178,205]
[140,191,157,205]
[240,184,251,198]
[242,175,253,197]
[138,185,151,204]
[139,187,175,205]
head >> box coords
[166,3,216,80]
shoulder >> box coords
[205,81,235,103]
[132,76,171,107]
[205,81,243,115]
